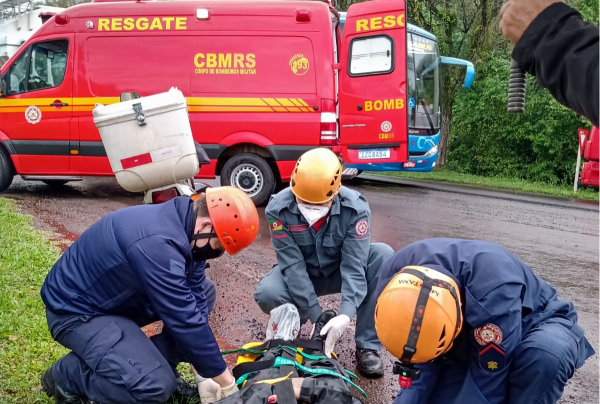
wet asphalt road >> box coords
[3,175,598,404]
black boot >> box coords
[311,310,337,342]
[41,365,89,404]
[355,347,384,378]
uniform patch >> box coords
[355,220,369,236]
[474,323,503,345]
[287,224,309,233]
[478,342,506,373]
[269,220,283,231]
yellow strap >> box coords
[254,371,294,385]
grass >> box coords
[371,168,600,201]
[0,198,200,404]
[0,198,63,404]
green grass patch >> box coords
[0,198,63,404]
[371,168,600,201]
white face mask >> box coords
[298,203,330,227]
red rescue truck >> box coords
[580,126,599,188]
[0,0,409,204]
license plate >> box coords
[403,161,416,168]
[358,148,390,160]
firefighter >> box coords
[254,148,394,378]
[375,238,595,404]
[40,187,259,404]
[499,0,599,126]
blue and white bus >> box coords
[339,12,475,172]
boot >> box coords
[41,365,89,404]
[355,347,384,378]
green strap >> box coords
[221,345,359,380]
[236,357,367,398]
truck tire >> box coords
[0,146,15,193]
[42,180,69,186]
[221,153,276,206]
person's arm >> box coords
[338,210,371,319]
[127,235,227,378]
[505,2,599,126]
[267,211,322,322]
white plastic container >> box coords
[93,88,199,193]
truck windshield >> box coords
[407,33,441,133]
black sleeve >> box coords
[512,2,599,127]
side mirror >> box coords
[439,56,475,89]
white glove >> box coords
[320,314,351,357]
[221,380,239,397]
[195,376,222,404]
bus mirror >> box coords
[439,56,475,89]
[464,64,475,89]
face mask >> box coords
[191,232,225,261]
[298,203,330,227]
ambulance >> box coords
[0,0,409,205]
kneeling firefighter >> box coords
[375,238,595,404]
[254,148,394,378]
[40,187,259,404]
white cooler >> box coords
[93,88,199,193]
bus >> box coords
[339,12,475,172]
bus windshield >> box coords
[407,33,441,133]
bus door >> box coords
[338,0,408,165]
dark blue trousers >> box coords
[46,278,216,404]
[393,317,594,404]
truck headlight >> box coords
[423,145,438,158]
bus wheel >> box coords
[0,146,15,192]
[221,153,276,206]
[42,180,69,186]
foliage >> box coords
[448,55,591,184]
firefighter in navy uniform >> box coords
[375,238,595,404]
[254,148,394,378]
[40,187,259,404]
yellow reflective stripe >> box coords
[290,98,304,107]
[275,98,294,107]
[0,98,60,107]
[262,98,282,107]
[273,107,288,112]
[187,97,268,107]
[188,106,275,112]
[297,98,310,107]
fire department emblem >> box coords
[381,121,392,133]
[289,54,310,76]
[355,220,369,236]
[25,106,42,124]
[474,323,503,346]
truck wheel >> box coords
[0,146,15,193]
[221,153,276,206]
[42,180,69,186]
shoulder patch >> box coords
[474,323,503,346]
[355,220,369,236]
[269,220,283,231]
[478,342,506,373]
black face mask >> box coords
[191,232,225,261]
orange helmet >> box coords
[290,148,342,204]
[375,266,463,364]
[205,187,259,255]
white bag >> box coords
[266,303,300,340]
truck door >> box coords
[338,0,408,165]
[0,35,74,174]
